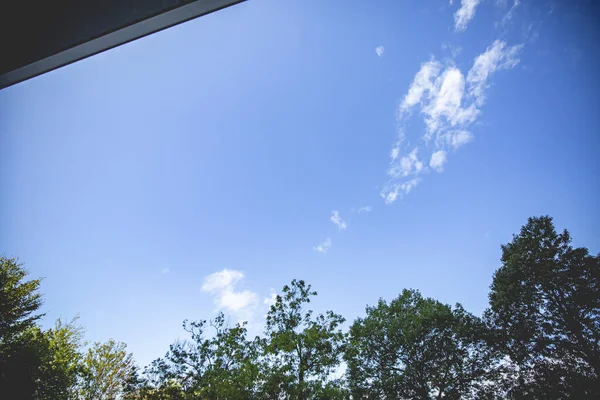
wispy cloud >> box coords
[442,42,463,59]
[382,39,522,204]
[201,269,258,312]
[454,0,482,31]
[381,178,420,205]
[313,238,332,254]
[330,211,347,231]
[467,40,523,106]
[161,268,170,275]
[357,206,373,214]
[400,59,442,114]
[497,0,520,28]
[446,130,473,149]
[375,46,385,57]
[430,150,447,172]
[264,289,277,307]
[388,148,424,178]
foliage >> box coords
[486,215,600,398]
[0,256,43,358]
[346,289,497,400]
[262,279,346,400]
[1,257,83,399]
[3,216,599,399]
[79,339,136,399]
[131,312,259,399]
[0,318,84,399]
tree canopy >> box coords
[486,215,600,398]
[1,215,598,399]
[346,289,498,399]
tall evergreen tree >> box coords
[486,215,600,398]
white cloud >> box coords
[442,42,463,58]
[467,40,523,106]
[160,268,170,275]
[440,129,474,150]
[498,0,520,27]
[422,67,479,140]
[430,150,448,172]
[454,0,482,31]
[313,238,332,254]
[401,179,420,194]
[383,39,522,204]
[449,130,473,149]
[400,60,442,114]
[375,46,385,57]
[357,206,373,214]
[381,178,421,204]
[388,148,424,178]
[330,211,347,231]
[201,269,258,312]
[202,269,242,292]
[264,289,277,307]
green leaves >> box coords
[345,289,496,400]
[0,256,43,357]
[263,279,346,400]
[1,258,83,399]
[3,215,598,399]
[79,339,136,399]
[134,312,260,399]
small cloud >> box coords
[390,146,400,161]
[381,178,421,205]
[430,150,448,172]
[313,238,332,254]
[201,269,258,312]
[467,40,523,106]
[375,46,385,57]
[330,211,347,231]
[400,60,442,115]
[357,206,373,214]
[160,268,170,275]
[264,289,277,307]
[442,42,463,59]
[444,130,473,150]
[388,148,424,178]
[497,0,520,28]
[454,0,482,31]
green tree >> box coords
[39,317,85,399]
[262,279,346,400]
[0,256,43,358]
[122,363,186,400]
[135,312,259,399]
[486,215,600,398]
[0,318,84,399]
[345,289,497,400]
[79,339,136,399]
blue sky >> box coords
[1,0,599,367]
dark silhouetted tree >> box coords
[485,215,600,398]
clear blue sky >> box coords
[1,0,598,367]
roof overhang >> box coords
[0,0,245,90]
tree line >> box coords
[1,216,599,399]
